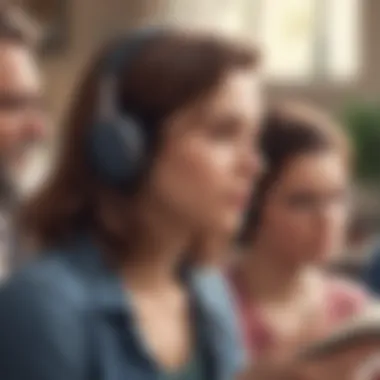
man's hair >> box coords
[0,5,40,48]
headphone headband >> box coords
[88,26,168,190]
[102,26,167,77]
[97,26,166,119]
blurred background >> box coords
[17,0,380,277]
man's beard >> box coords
[0,140,40,209]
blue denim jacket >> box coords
[0,237,245,380]
[363,243,380,295]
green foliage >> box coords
[343,101,380,181]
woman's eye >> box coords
[286,189,349,210]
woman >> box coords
[230,102,369,362]
[0,28,263,380]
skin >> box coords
[0,41,46,277]
[298,342,380,380]
[238,150,351,362]
[258,151,349,267]
[120,69,263,371]
[146,70,263,235]
[0,41,46,178]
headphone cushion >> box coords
[88,115,145,186]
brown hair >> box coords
[21,29,259,256]
[240,101,350,244]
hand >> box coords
[240,341,380,380]
[238,360,321,380]
[238,354,372,380]
[308,343,380,380]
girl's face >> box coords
[259,151,349,265]
[145,69,263,235]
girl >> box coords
[231,102,369,362]
[0,28,263,380]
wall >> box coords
[41,0,169,125]
[266,0,380,111]
[22,0,380,193]
[22,0,169,192]
[41,0,380,124]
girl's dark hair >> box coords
[240,101,350,244]
[20,29,259,257]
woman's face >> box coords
[146,69,263,235]
[259,151,349,265]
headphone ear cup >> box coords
[87,115,146,187]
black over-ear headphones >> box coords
[86,27,167,190]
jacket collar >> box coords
[62,235,128,314]
[61,234,243,380]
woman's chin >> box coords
[212,214,243,237]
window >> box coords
[165,0,249,35]
[252,0,361,83]
[164,0,361,83]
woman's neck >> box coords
[120,203,192,292]
[238,240,304,304]
[123,239,188,290]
